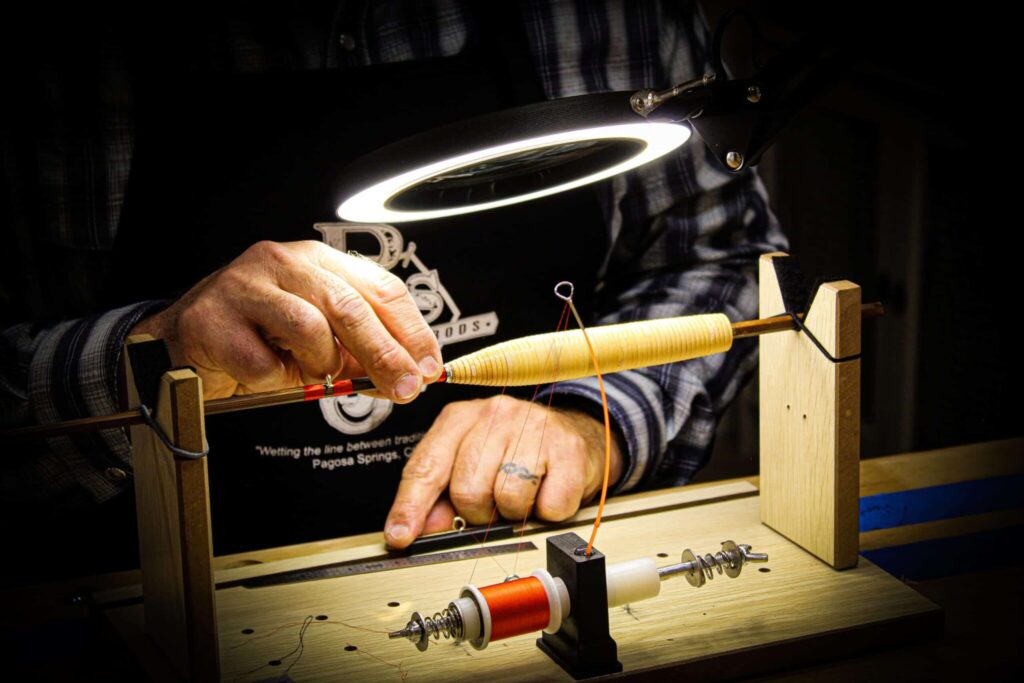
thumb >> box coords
[422,496,457,535]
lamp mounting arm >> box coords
[629,73,717,118]
[629,36,848,172]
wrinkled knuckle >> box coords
[537,501,574,522]
[374,272,411,306]
[402,455,442,486]
[568,431,588,456]
[369,341,403,375]
[495,488,529,515]
[239,241,265,262]
[390,305,435,346]
[327,287,370,327]
[538,480,582,521]
[266,241,292,262]
[487,394,514,409]
[212,266,250,293]
[440,400,473,417]
[336,250,359,264]
[282,302,318,339]
[402,455,432,480]
[248,240,283,260]
[449,484,489,512]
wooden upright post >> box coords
[124,335,219,681]
[758,254,861,569]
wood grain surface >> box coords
[759,253,861,569]
[92,480,757,607]
[107,491,941,682]
[125,336,218,682]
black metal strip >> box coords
[221,541,538,590]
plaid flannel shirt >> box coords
[1,0,786,505]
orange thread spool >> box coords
[479,577,551,641]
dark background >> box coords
[1,1,1019,547]
[0,2,1020,680]
[696,1,1020,482]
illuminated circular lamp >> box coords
[335,91,691,223]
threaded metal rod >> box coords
[389,605,465,652]
[658,540,769,587]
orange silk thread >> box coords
[564,298,612,557]
[479,576,551,641]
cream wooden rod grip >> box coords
[444,313,734,387]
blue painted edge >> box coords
[859,474,1024,532]
[861,526,1024,581]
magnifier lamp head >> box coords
[335,91,692,224]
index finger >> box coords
[384,406,466,548]
[255,242,424,401]
[313,244,443,382]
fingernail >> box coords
[418,356,440,379]
[385,524,410,545]
[394,374,420,400]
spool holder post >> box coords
[536,532,623,679]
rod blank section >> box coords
[445,313,733,387]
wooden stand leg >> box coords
[758,253,861,569]
[125,336,219,681]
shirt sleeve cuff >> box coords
[27,301,169,501]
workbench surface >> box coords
[4,437,1021,680]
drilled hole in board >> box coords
[315,615,329,621]
[388,601,401,607]
[241,628,254,635]
[759,567,771,573]
[345,645,358,652]
[657,553,669,558]
[802,414,807,419]
[786,404,790,410]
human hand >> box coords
[130,240,442,401]
[383,395,624,548]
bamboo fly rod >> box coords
[3,302,882,440]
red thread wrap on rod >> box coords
[303,379,355,401]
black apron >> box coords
[111,15,607,554]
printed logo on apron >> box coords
[314,223,500,434]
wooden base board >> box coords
[93,481,758,609]
[106,491,941,681]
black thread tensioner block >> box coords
[536,532,622,679]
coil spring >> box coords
[680,543,743,587]
[420,604,465,643]
[693,550,735,580]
